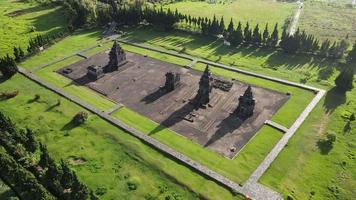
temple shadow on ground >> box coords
[61,119,79,131]
[204,113,245,147]
[148,100,199,136]
[140,88,171,104]
[323,87,346,114]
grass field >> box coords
[298,0,356,42]
[163,0,296,31]
[0,0,65,57]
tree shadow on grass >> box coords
[323,87,346,114]
[61,119,78,131]
[316,139,333,155]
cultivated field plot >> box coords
[164,0,296,30]
[58,51,289,158]
[298,0,356,42]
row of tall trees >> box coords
[60,0,356,61]
[0,111,98,200]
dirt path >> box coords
[289,0,304,35]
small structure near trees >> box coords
[194,65,212,106]
[164,72,180,92]
[234,86,255,120]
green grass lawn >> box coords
[0,0,65,57]
[163,0,296,31]
[112,107,283,184]
[298,0,356,42]
[260,88,356,199]
[0,74,244,200]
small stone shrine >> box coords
[195,65,212,106]
[87,65,104,80]
[234,85,255,120]
[104,41,127,73]
[164,72,181,92]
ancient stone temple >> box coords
[195,65,212,106]
[104,41,127,73]
[87,65,104,80]
[164,72,180,92]
[234,86,255,120]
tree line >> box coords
[61,0,356,61]
[0,111,98,200]
[0,32,65,80]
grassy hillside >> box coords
[164,0,296,31]
[298,0,356,42]
[0,0,65,57]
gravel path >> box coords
[289,0,304,35]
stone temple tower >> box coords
[195,65,212,106]
[234,85,255,120]
[104,41,126,73]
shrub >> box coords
[327,133,336,143]
[73,111,88,125]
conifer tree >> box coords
[347,42,356,64]
[244,22,252,43]
[269,23,279,47]
[252,24,262,45]
[226,18,234,38]
[335,68,354,92]
[262,23,269,45]
[218,16,225,35]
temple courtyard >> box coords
[58,44,289,158]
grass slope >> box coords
[298,0,356,42]
[260,88,356,200]
[164,0,296,31]
[0,0,65,57]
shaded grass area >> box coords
[164,0,296,31]
[112,107,283,184]
[0,0,65,57]
[0,74,243,200]
[298,0,356,42]
[260,88,356,199]
[122,26,339,88]
[193,63,315,128]
[21,29,103,69]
